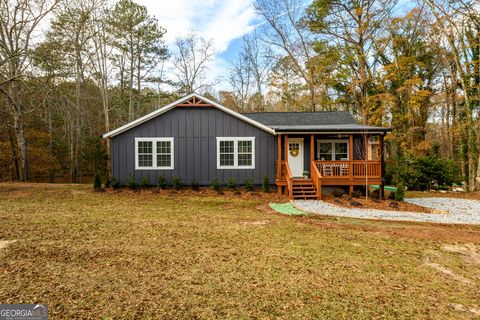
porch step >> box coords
[291,179,318,200]
[292,178,314,185]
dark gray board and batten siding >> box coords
[111,107,277,185]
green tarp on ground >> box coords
[269,202,308,215]
[369,185,398,192]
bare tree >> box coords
[172,33,215,94]
[0,0,61,181]
[255,0,318,111]
[242,31,271,110]
[228,47,252,112]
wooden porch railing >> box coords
[313,160,381,178]
[285,161,293,199]
[310,160,322,199]
[276,160,294,199]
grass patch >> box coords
[0,183,479,319]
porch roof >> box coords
[241,111,391,133]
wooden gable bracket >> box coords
[176,96,214,107]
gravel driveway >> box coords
[294,198,480,225]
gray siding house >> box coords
[103,93,391,199]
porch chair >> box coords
[340,164,349,176]
[322,164,333,176]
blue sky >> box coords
[137,0,416,91]
[137,0,259,90]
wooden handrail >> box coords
[310,160,322,199]
[285,160,293,199]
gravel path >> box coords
[294,198,480,225]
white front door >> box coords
[287,138,304,177]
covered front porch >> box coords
[276,133,386,200]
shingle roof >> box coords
[241,111,391,132]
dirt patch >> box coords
[239,220,269,226]
[451,303,480,316]
[324,195,434,213]
[0,240,16,250]
[443,244,480,265]
[423,257,472,285]
[293,214,480,244]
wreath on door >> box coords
[290,147,299,157]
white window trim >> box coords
[135,137,174,170]
[317,139,349,161]
[216,137,255,169]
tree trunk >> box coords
[7,125,20,181]
[309,85,316,112]
[102,74,111,178]
[128,32,135,121]
[48,107,55,183]
[9,81,29,181]
[119,53,125,115]
[136,54,141,116]
[72,43,83,183]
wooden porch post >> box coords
[310,134,322,199]
[277,134,282,194]
[284,135,289,197]
[310,134,314,164]
[349,134,354,195]
[380,133,385,199]
[365,133,370,175]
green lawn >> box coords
[0,183,479,319]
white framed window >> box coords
[217,137,255,169]
[317,140,349,161]
[135,137,174,170]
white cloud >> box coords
[137,0,258,91]
[139,0,255,50]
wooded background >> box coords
[0,0,479,190]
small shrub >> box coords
[262,176,270,193]
[394,183,405,201]
[111,177,121,189]
[126,174,138,189]
[191,179,200,191]
[104,176,111,188]
[157,175,167,189]
[140,177,151,188]
[93,173,102,190]
[172,176,182,190]
[227,178,236,189]
[244,179,254,191]
[211,177,220,191]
